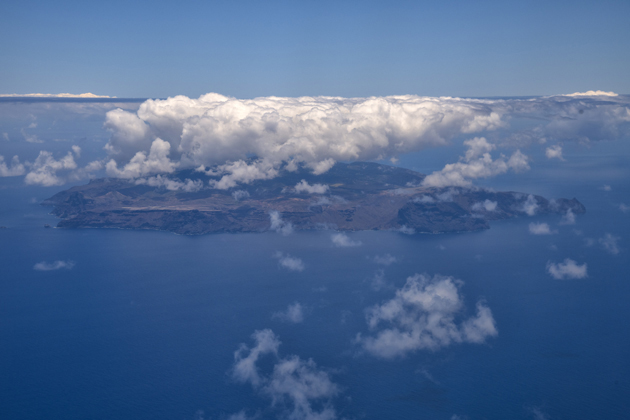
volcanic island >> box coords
[43,162,585,235]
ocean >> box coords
[1,142,629,420]
[0,100,629,420]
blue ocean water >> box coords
[1,144,629,419]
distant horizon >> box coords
[0,90,626,101]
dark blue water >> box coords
[1,145,630,419]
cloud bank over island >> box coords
[2,92,629,188]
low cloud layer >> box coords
[232,329,340,420]
[547,258,588,279]
[357,274,497,358]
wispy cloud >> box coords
[232,329,340,420]
[269,211,294,235]
[331,233,362,247]
[272,302,305,323]
[373,254,398,266]
[33,260,75,271]
[599,233,620,255]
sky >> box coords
[1,0,629,99]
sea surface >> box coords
[1,142,629,420]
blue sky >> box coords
[1,0,629,98]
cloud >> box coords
[373,254,398,266]
[413,195,435,204]
[559,209,576,225]
[269,211,294,235]
[274,251,305,272]
[206,159,279,190]
[422,137,529,188]
[232,329,340,420]
[357,274,497,358]
[546,258,588,279]
[21,127,42,144]
[620,204,630,213]
[233,329,281,387]
[369,269,389,291]
[273,302,305,323]
[520,194,539,216]
[135,175,203,192]
[599,233,620,255]
[33,260,75,271]
[294,180,329,194]
[232,190,250,201]
[0,155,26,177]
[0,92,113,98]
[106,138,177,178]
[226,410,257,420]
[331,233,362,247]
[22,146,102,186]
[600,184,612,191]
[472,199,498,212]
[102,94,506,179]
[545,145,564,160]
[528,407,550,420]
[396,225,416,235]
[25,150,78,186]
[528,222,556,235]
[561,90,618,97]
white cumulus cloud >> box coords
[547,258,588,279]
[357,274,497,358]
[106,138,177,179]
[274,251,305,272]
[545,145,564,160]
[102,94,506,179]
[0,155,26,177]
[135,175,203,192]
[528,222,556,235]
[294,180,329,194]
[25,150,78,186]
[422,137,529,188]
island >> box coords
[43,162,585,235]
